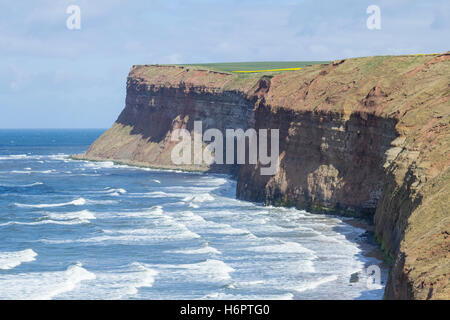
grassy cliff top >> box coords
[129,51,449,179]
[176,61,328,73]
[130,53,448,117]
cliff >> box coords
[77,53,450,299]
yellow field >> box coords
[232,67,302,73]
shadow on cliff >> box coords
[328,164,424,299]
[236,106,399,218]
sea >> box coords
[0,129,387,300]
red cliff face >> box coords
[79,53,450,299]
[237,106,397,218]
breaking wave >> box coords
[0,249,37,270]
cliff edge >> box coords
[77,53,450,299]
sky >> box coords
[0,0,448,128]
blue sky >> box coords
[1,0,448,128]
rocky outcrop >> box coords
[77,53,450,299]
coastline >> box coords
[72,153,390,294]
[71,53,450,298]
[71,154,211,173]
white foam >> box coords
[99,223,201,241]
[154,259,235,282]
[42,223,200,244]
[175,210,207,223]
[88,199,118,205]
[168,246,221,255]
[0,249,37,270]
[236,280,265,286]
[47,154,69,161]
[25,182,44,187]
[11,169,54,174]
[202,177,228,186]
[152,179,161,184]
[139,191,171,198]
[105,187,127,194]
[84,161,115,169]
[13,197,117,209]
[183,193,215,203]
[0,219,92,226]
[92,263,158,299]
[58,262,158,299]
[203,222,252,235]
[40,170,54,174]
[0,263,96,300]
[0,154,28,160]
[201,292,294,300]
[0,182,43,188]
[14,197,86,208]
[245,241,315,255]
[46,210,96,221]
[294,275,339,292]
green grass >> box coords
[177,61,329,73]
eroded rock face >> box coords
[80,53,450,299]
[237,107,397,218]
[84,75,255,173]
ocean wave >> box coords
[0,219,92,227]
[132,191,171,198]
[0,263,96,300]
[198,177,229,186]
[14,197,87,208]
[104,187,127,196]
[0,154,69,162]
[46,210,96,221]
[41,225,200,244]
[153,259,235,283]
[47,154,69,161]
[294,275,339,292]
[167,245,221,255]
[163,186,215,193]
[0,154,28,160]
[231,280,265,287]
[244,241,316,255]
[55,262,158,299]
[182,193,215,203]
[11,169,55,174]
[95,262,158,298]
[0,182,43,188]
[103,205,164,218]
[13,198,117,209]
[0,249,37,270]
[83,161,116,169]
[99,222,201,240]
[201,292,294,300]
[174,211,253,236]
[202,222,252,236]
[174,210,208,223]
